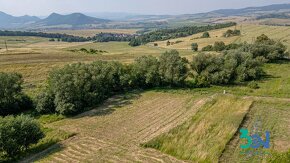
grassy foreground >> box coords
[221,99,290,162]
[143,95,253,162]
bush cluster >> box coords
[191,51,265,86]
[36,50,188,115]
[223,29,241,37]
[0,115,44,157]
[201,32,210,38]
[0,73,33,116]
[36,45,270,115]
[201,34,289,61]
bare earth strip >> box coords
[21,91,208,163]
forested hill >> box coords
[129,22,236,46]
[36,13,110,26]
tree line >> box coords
[129,22,237,46]
[0,30,89,42]
[0,23,235,44]
[200,34,289,62]
[93,33,136,42]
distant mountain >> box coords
[0,11,40,28]
[1,3,290,29]
[36,13,110,26]
[210,3,290,16]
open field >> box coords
[46,29,140,37]
[21,91,208,162]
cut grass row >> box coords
[143,95,253,162]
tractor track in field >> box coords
[21,92,209,163]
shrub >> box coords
[159,50,188,86]
[246,35,289,61]
[202,45,213,51]
[36,90,55,114]
[80,48,88,53]
[129,39,141,47]
[191,43,198,51]
[191,50,265,85]
[0,72,33,116]
[223,29,241,37]
[175,40,183,44]
[0,115,44,157]
[213,41,226,51]
[201,32,210,38]
[131,56,160,88]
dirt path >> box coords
[22,91,208,163]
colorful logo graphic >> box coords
[239,128,270,149]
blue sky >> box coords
[0,0,290,16]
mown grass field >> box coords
[21,91,208,162]
[144,95,253,162]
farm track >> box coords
[22,92,208,163]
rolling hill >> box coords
[0,12,110,29]
[210,3,290,16]
[0,11,40,28]
[36,13,110,26]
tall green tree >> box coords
[0,72,32,116]
[0,115,44,157]
[159,50,188,86]
[131,56,160,88]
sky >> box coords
[0,0,290,16]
